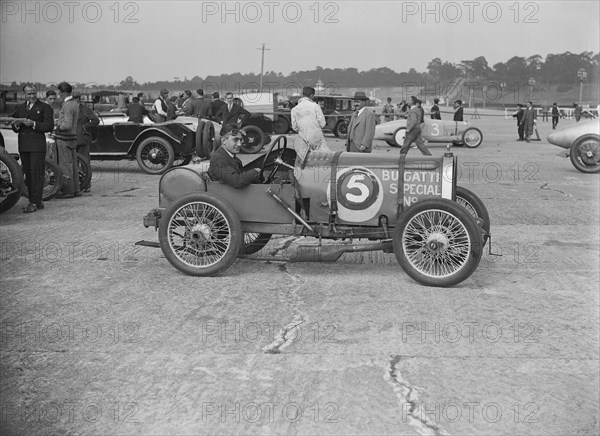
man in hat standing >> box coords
[210,92,228,123]
[11,84,54,213]
[453,100,464,121]
[346,92,376,153]
[520,100,537,142]
[55,81,80,198]
[512,104,525,141]
[153,89,169,122]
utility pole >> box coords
[257,43,270,93]
[577,68,587,104]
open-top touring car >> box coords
[143,136,491,287]
[374,117,484,148]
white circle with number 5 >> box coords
[327,167,384,222]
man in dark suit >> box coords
[221,94,251,126]
[520,100,537,142]
[11,84,54,213]
[346,93,376,153]
[126,96,149,123]
[430,98,441,119]
[210,91,228,123]
[453,100,464,121]
[208,124,261,188]
[187,89,212,119]
[512,104,525,140]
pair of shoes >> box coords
[55,193,75,199]
[74,192,82,197]
[36,202,44,210]
[22,203,37,213]
[516,138,523,141]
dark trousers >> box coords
[517,124,525,140]
[552,116,559,129]
[77,141,91,188]
[20,151,46,206]
[400,126,432,155]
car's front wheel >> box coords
[42,159,62,201]
[136,136,175,174]
[393,199,482,287]
[77,153,92,191]
[240,125,265,154]
[159,192,242,276]
[462,127,483,148]
[272,117,290,134]
[392,127,407,147]
[334,120,348,139]
[569,134,600,173]
[0,151,24,214]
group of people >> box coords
[11,82,98,214]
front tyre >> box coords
[462,127,483,148]
[393,199,482,287]
[159,192,242,276]
[334,120,348,139]
[240,125,265,154]
[393,127,407,147]
[455,186,490,236]
[0,151,24,214]
[136,136,175,174]
[240,233,272,255]
[42,159,62,201]
[569,134,600,173]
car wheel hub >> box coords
[425,231,449,253]
[189,222,211,244]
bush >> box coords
[556,84,573,93]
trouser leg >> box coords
[70,145,80,195]
[414,134,432,155]
[28,152,46,206]
[20,152,33,200]
[400,129,419,154]
[57,139,75,194]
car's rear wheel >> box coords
[42,159,62,201]
[334,120,348,139]
[240,125,265,154]
[569,134,600,173]
[195,120,208,158]
[203,121,217,155]
[136,136,175,174]
[393,199,482,287]
[462,127,483,148]
[159,192,242,276]
[240,232,272,255]
[0,151,24,214]
[273,117,290,134]
[77,153,92,191]
[393,127,407,147]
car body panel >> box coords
[547,120,600,149]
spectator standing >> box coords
[520,100,537,142]
[180,90,193,115]
[10,84,54,213]
[415,98,425,124]
[382,97,395,122]
[346,93,376,153]
[400,98,431,155]
[542,102,550,122]
[453,100,464,121]
[551,103,560,129]
[573,103,582,122]
[222,94,251,126]
[153,89,169,122]
[73,92,99,193]
[210,92,228,123]
[54,82,80,198]
[188,89,212,119]
[45,89,60,120]
[126,97,149,123]
[167,96,179,120]
[512,104,525,141]
[291,86,330,155]
[430,98,441,119]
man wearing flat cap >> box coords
[208,123,261,188]
[453,100,464,121]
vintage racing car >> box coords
[547,120,600,173]
[374,118,483,148]
[143,138,491,287]
[90,111,273,174]
[0,143,24,214]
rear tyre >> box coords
[393,199,482,287]
[159,192,242,276]
[0,151,24,214]
[136,136,175,174]
[455,186,490,236]
[202,121,217,155]
[42,159,62,201]
[334,120,348,139]
[569,134,600,173]
[240,233,272,255]
[462,127,483,148]
[77,153,92,191]
[273,117,290,134]
[240,125,265,154]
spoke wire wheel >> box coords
[240,126,265,154]
[462,127,483,148]
[42,159,62,201]
[240,232,272,255]
[159,193,242,276]
[334,121,348,139]
[455,186,490,237]
[0,152,24,213]
[136,137,174,174]
[570,134,600,173]
[77,153,91,191]
[393,199,482,287]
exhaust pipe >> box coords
[288,240,393,262]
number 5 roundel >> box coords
[328,167,384,222]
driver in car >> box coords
[208,123,262,188]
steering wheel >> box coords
[259,135,288,184]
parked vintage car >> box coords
[547,120,600,173]
[90,111,273,174]
[143,138,491,287]
[374,118,484,148]
[0,143,24,214]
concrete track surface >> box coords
[1,116,598,435]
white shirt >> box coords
[153,97,168,117]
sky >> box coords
[1,0,599,86]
